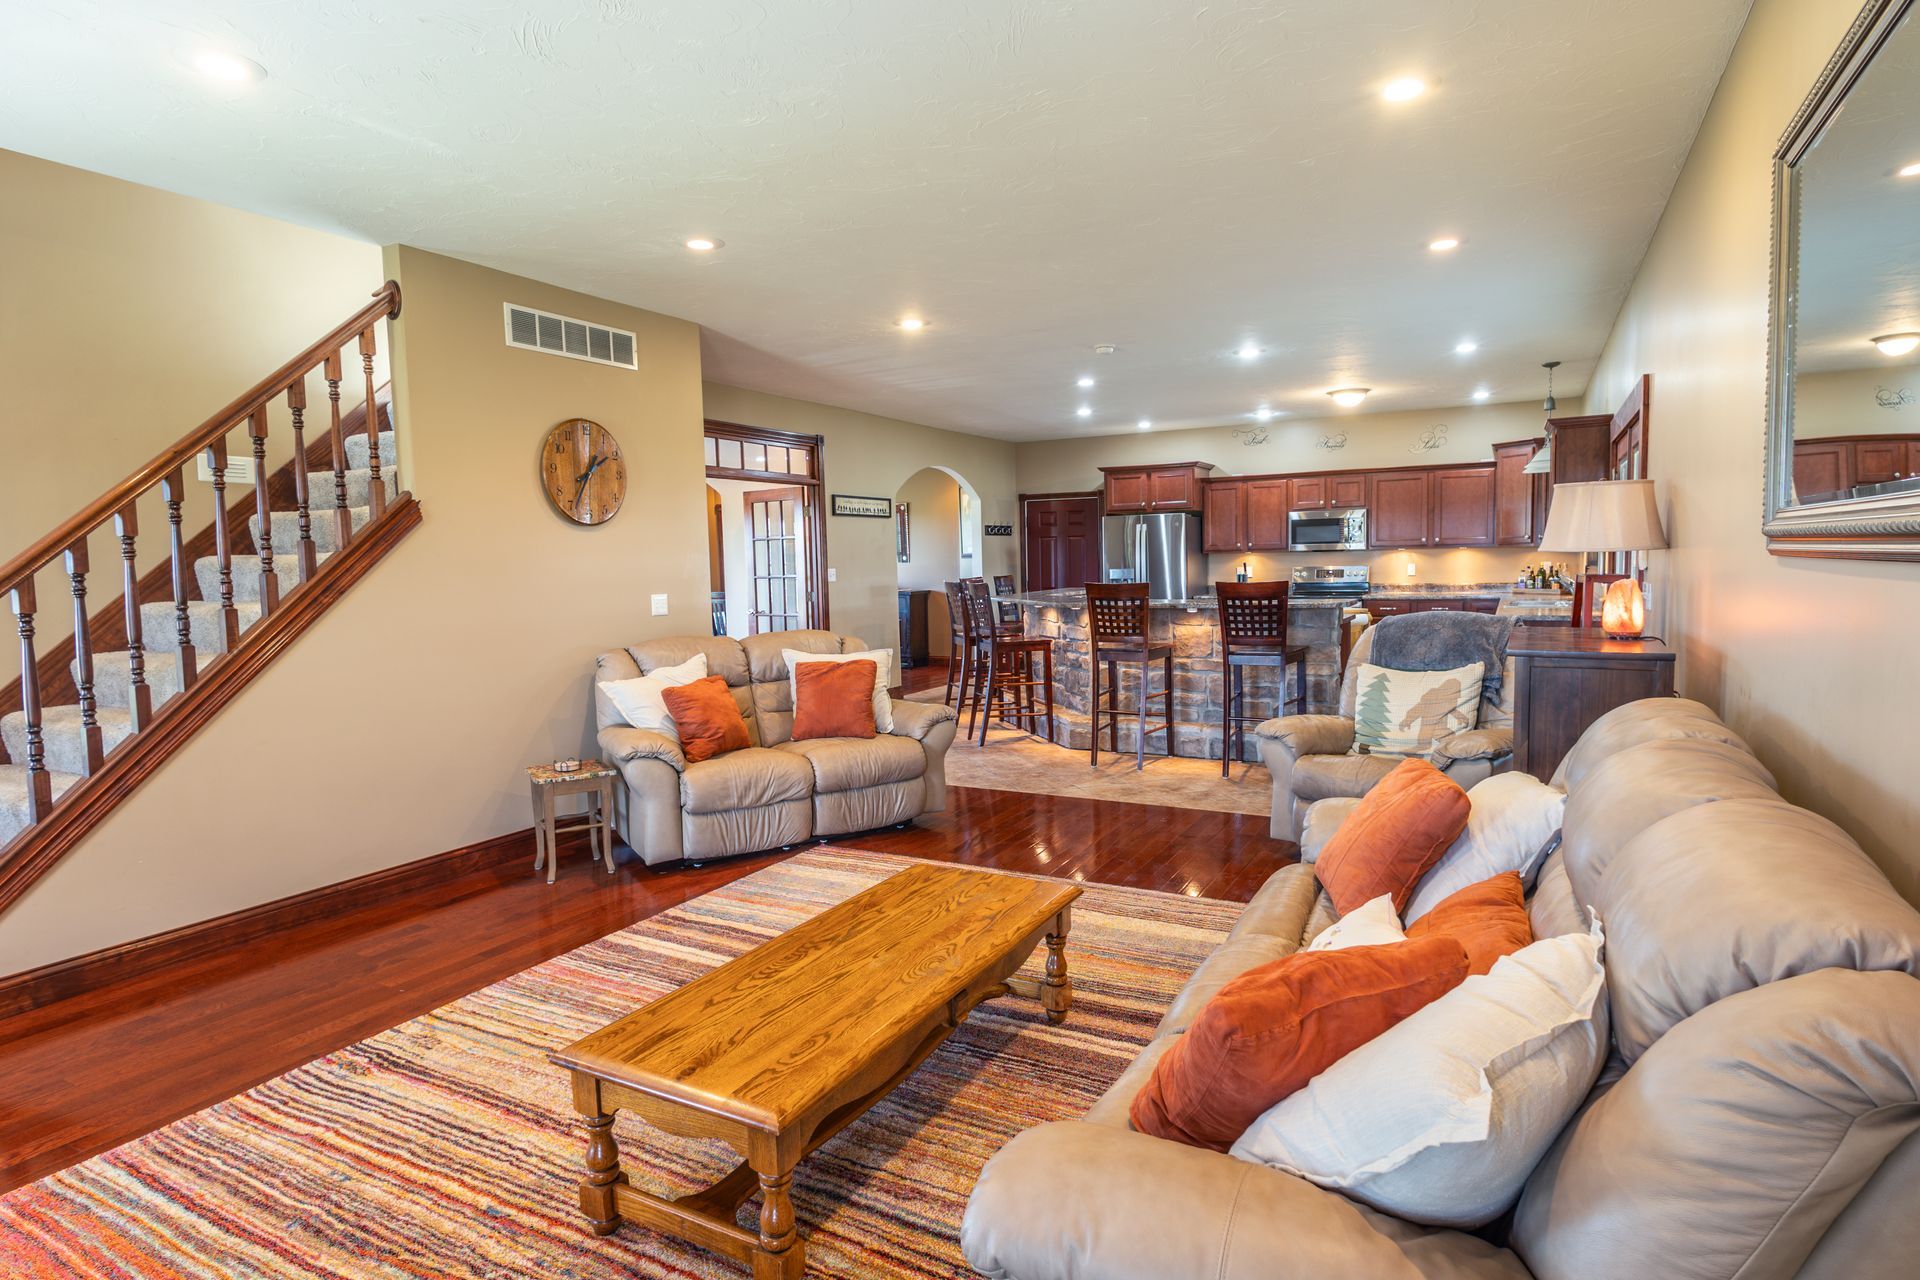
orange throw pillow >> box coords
[792,659,879,740]
[1315,758,1470,915]
[659,676,750,763]
[1129,936,1470,1151]
[1407,871,1533,976]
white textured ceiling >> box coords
[2,1,1752,441]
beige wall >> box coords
[701,384,1018,656]
[1015,401,1551,586]
[894,467,966,657]
[0,247,712,973]
[1582,0,1920,904]
[1794,363,1920,439]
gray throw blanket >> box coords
[1367,611,1515,706]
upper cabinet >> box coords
[1789,434,1920,503]
[1366,465,1499,549]
[1367,471,1433,548]
[1202,480,1244,552]
[1103,463,1213,512]
[1290,474,1364,510]
[1202,477,1293,552]
[1493,439,1546,546]
[1430,466,1496,546]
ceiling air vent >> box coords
[502,303,638,370]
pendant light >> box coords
[1522,360,1562,475]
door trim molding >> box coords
[703,420,829,629]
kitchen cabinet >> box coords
[1494,439,1546,546]
[1363,596,1500,619]
[1793,440,1850,499]
[1851,438,1916,485]
[1430,466,1497,546]
[1202,477,1291,551]
[1367,470,1433,548]
[1789,435,1920,501]
[1289,474,1365,511]
[1245,479,1291,548]
[1102,463,1213,512]
[897,589,930,668]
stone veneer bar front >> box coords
[996,588,1347,763]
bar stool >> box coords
[941,579,970,707]
[1216,580,1310,777]
[1086,582,1175,771]
[992,573,1020,628]
[962,578,1055,745]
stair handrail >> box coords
[0,282,401,599]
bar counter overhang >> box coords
[994,588,1346,761]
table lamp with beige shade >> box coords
[1538,479,1668,638]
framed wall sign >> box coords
[831,493,892,518]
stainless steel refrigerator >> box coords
[1100,512,1207,602]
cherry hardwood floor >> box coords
[0,784,1294,1193]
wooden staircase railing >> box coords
[0,282,424,918]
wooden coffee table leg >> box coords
[572,1075,627,1237]
[750,1167,804,1278]
[1043,907,1073,1025]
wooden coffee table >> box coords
[549,863,1081,1278]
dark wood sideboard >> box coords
[1508,629,1676,781]
[897,589,930,669]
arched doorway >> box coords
[893,466,985,667]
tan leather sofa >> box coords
[592,630,958,866]
[962,696,1920,1280]
[1254,625,1515,841]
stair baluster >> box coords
[206,437,241,650]
[64,540,105,774]
[247,406,279,615]
[161,468,199,690]
[10,582,53,822]
[324,351,351,550]
[287,377,319,580]
[359,326,387,522]
[114,502,152,732]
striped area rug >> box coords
[0,849,1238,1279]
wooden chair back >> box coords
[1215,580,1290,651]
[1085,582,1150,650]
[1571,573,1629,629]
[961,577,999,643]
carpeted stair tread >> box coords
[140,600,263,656]
[75,651,184,711]
[2,704,136,778]
[343,431,396,471]
[0,764,83,847]
[195,551,330,605]
[249,505,369,556]
[305,467,398,512]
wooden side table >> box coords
[1508,629,1677,780]
[528,760,619,884]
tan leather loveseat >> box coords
[963,697,1920,1280]
[592,630,958,866]
[1255,625,1515,841]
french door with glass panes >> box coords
[704,422,827,631]
[745,486,809,634]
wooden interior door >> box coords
[746,485,806,634]
[1023,496,1102,590]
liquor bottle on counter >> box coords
[1519,564,1533,588]
[1237,560,1251,583]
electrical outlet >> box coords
[650,593,668,616]
[1405,561,1417,576]
[827,567,838,583]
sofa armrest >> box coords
[887,698,958,742]
[1433,726,1512,763]
[961,1121,1530,1280]
[597,724,686,773]
[1254,714,1355,758]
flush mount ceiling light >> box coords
[1236,342,1264,361]
[683,237,723,251]
[895,316,927,331]
[1137,418,1153,430]
[1076,375,1095,388]
[1327,387,1371,408]
[1871,332,1920,357]
[189,49,266,83]
[1899,162,1920,178]
[1472,388,1492,401]
[1076,405,1093,418]
[1428,237,1461,253]
[1381,76,1428,103]
[1454,339,1479,354]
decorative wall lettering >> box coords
[1317,431,1348,451]
[1876,386,1915,410]
[1231,426,1271,445]
[1409,423,1450,453]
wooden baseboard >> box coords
[0,819,586,1020]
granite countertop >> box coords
[1000,587,1350,611]
[999,584,1564,610]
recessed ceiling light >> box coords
[1454,339,1478,354]
[1428,237,1461,253]
[1898,162,1920,178]
[1137,418,1153,430]
[1076,375,1096,388]
[896,316,927,331]
[1328,387,1371,408]
[190,49,266,83]
[1094,344,1117,355]
[1871,332,1920,357]
[1236,343,1263,361]
[683,237,722,252]
[1076,405,1093,418]
[1382,77,1428,103]
[1471,388,1492,402]
[1253,405,1275,422]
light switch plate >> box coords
[650,593,668,616]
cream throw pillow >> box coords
[1230,915,1607,1228]
[1404,772,1567,924]
[1353,661,1484,759]
[782,647,893,733]
[1307,894,1406,952]
[597,653,709,741]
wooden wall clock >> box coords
[540,418,626,525]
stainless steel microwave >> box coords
[1287,507,1368,552]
